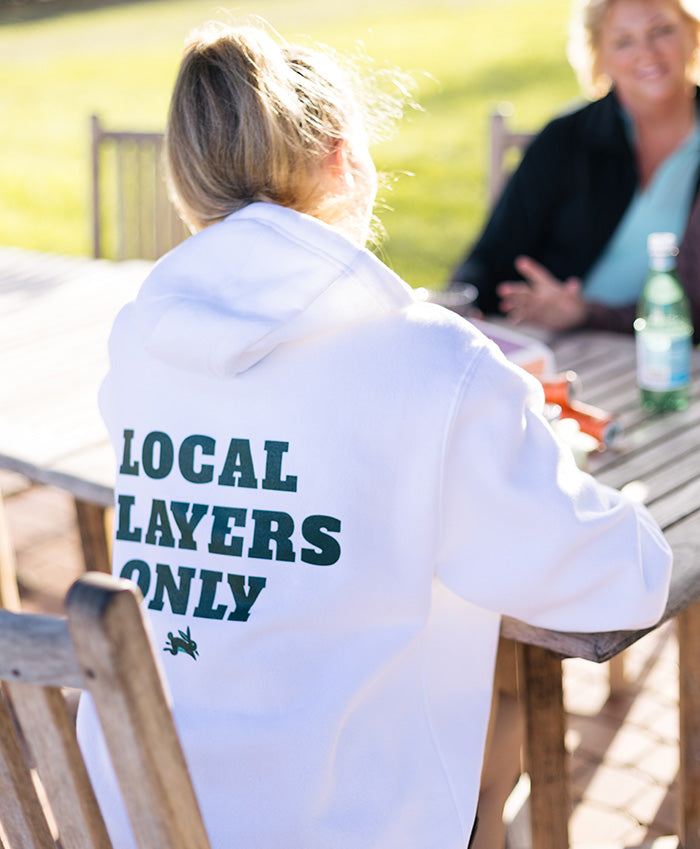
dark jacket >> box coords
[452,88,700,338]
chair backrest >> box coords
[0,572,212,849]
[488,106,535,210]
[90,115,189,261]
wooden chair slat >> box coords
[0,685,57,849]
[115,144,127,261]
[6,683,112,849]
[66,574,211,849]
[0,612,83,689]
[488,107,534,209]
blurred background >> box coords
[0,0,579,288]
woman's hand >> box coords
[497,256,589,331]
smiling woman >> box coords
[572,0,700,183]
[569,0,700,96]
[451,0,700,335]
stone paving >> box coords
[1,471,681,847]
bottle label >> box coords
[636,331,691,391]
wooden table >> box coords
[3,248,700,847]
[0,247,149,578]
[501,328,700,849]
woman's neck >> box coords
[622,86,697,187]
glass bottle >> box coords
[634,232,692,412]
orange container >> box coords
[539,371,582,407]
[558,400,621,448]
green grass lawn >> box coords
[0,0,580,287]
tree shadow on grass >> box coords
[418,54,579,116]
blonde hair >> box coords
[165,19,414,243]
[567,0,700,97]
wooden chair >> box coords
[0,572,212,849]
[488,104,535,209]
[90,115,189,261]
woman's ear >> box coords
[324,138,353,187]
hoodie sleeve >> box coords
[435,344,672,633]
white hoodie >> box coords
[78,202,671,849]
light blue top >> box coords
[583,120,700,306]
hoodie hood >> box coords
[130,202,416,377]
